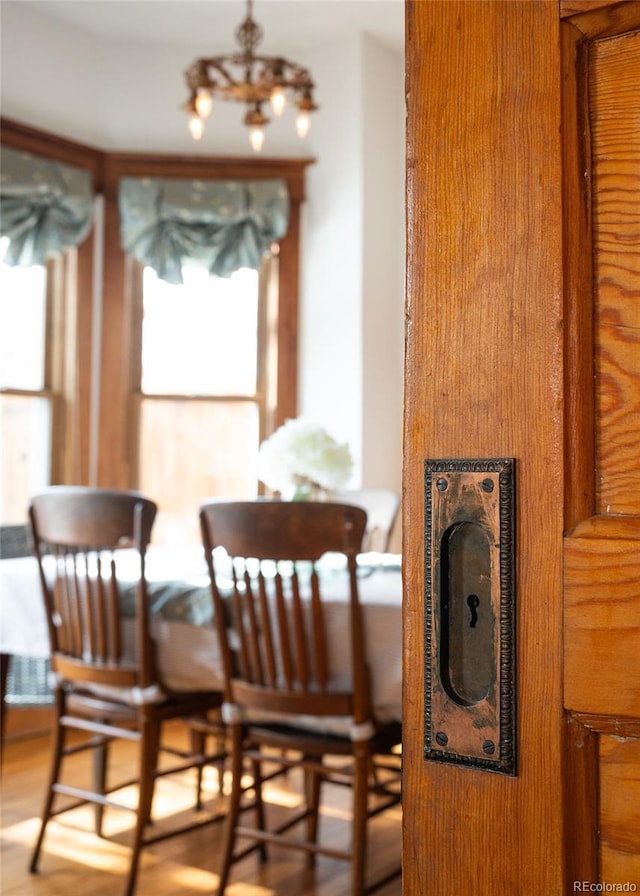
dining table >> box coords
[0,547,403,727]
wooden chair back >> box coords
[199,500,370,723]
[29,487,158,692]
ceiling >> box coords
[23,0,405,55]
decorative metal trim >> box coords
[423,458,517,776]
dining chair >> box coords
[28,486,226,896]
[199,499,402,896]
[332,488,400,553]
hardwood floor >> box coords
[1,722,402,896]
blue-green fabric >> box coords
[0,146,94,265]
[118,176,290,284]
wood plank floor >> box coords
[1,722,402,896]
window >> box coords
[132,258,278,546]
[0,239,89,524]
[1,125,101,515]
[0,241,52,524]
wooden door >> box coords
[562,1,640,885]
[403,2,640,893]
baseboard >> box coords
[4,705,53,741]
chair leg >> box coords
[351,746,370,896]
[214,724,228,797]
[190,713,227,808]
[124,716,159,896]
[249,753,268,862]
[216,724,244,896]
[304,759,322,869]
[30,689,66,873]
[93,735,109,836]
[190,725,207,810]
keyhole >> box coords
[467,594,480,628]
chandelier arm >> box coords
[204,60,243,90]
[252,56,315,86]
[197,57,314,93]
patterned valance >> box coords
[118,176,290,284]
[0,146,94,266]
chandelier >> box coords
[183,0,318,152]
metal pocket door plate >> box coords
[424,458,516,775]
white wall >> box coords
[1,1,404,495]
[362,36,405,496]
[1,3,105,147]
[299,35,364,474]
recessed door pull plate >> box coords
[424,458,516,775]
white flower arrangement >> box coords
[258,417,354,499]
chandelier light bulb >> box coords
[270,85,286,117]
[295,110,310,139]
[189,114,205,141]
[195,87,213,119]
[244,102,269,152]
[249,125,265,152]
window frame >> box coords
[0,118,102,493]
[99,153,311,491]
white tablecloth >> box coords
[0,550,402,723]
